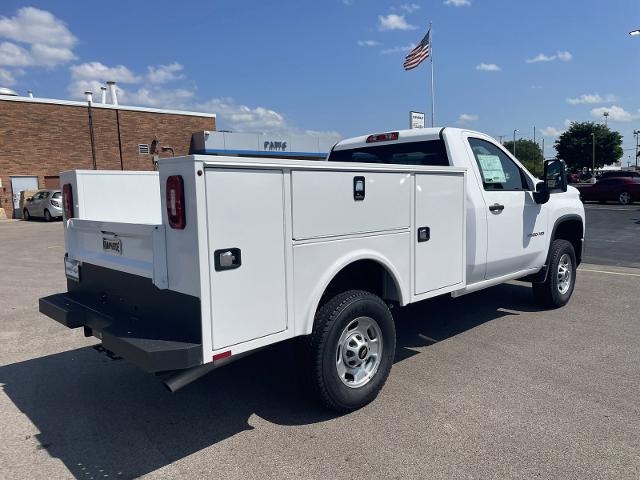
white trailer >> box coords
[40,127,584,411]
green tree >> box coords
[554,122,623,172]
[503,138,544,177]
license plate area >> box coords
[102,237,122,255]
[64,257,81,281]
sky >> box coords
[1,0,639,161]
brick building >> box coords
[0,94,215,218]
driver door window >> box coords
[468,138,528,191]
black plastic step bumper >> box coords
[39,293,202,373]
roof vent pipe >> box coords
[84,91,93,103]
[27,90,33,98]
[100,86,107,104]
[107,81,118,106]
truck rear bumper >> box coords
[39,292,202,373]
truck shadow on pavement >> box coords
[0,282,537,479]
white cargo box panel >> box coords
[205,168,288,350]
[414,172,465,294]
[291,170,411,240]
[60,170,161,224]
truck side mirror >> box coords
[533,181,550,204]
[543,159,567,194]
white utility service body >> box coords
[40,127,584,411]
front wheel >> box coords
[23,208,30,221]
[44,209,52,221]
[618,191,632,205]
[308,290,396,412]
[532,239,576,308]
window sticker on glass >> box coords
[477,154,506,184]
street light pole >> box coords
[513,129,518,157]
[591,132,596,181]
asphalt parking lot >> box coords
[1,214,639,480]
[583,204,640,268]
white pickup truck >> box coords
[40,127,585,412]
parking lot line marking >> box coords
[579,268,640,277]
[584,206,639,212]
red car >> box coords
[575,177,640,205]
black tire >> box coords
[532,239,576,308]
[23,208,30,221]
[44,209,52,221]
[618,191,632,205]
[308,290,396,412]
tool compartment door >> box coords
[414,172,465,295]
[205,168,287,350]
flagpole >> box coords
[429,22,435,127]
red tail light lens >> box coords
[366,132,399,143]
[62,183,74,219]
[166,175,186,229]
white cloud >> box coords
[526,50,572,63]
[65,60,340,143]
[70,61,141,84]
[400,3,421,13]
[566,93,618,105]
[0,41,32,67]
[444,0,471,6]
[540,126,563,137]
[147,62,185,84]
[0,67,19,85]
[0,7,76,48]
[357,40,380,47]
[0,7,76,72]
[378,14,416,31]
[591,105,639,123]
[457,113,478,123]
[381,44,414,54]
[564,119,573,128]
[476,62,501,71]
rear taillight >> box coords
[166,175,186,229]
[62,184,74,219]
[50,199,61,207]
[366,131,399,143]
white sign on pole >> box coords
[410,111,425,129]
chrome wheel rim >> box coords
[557,253,572,295]
[335,316,383,388]
[619,192,631,205]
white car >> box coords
[40,127,585,412]
[23,189,63,221]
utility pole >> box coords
[498,135,504,144]
[634,130,639,170]
[541,138,545,161]
[533,126,536,145]
[513,129,518,157]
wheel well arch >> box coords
[552,215,584,265]
[301,253,408,336]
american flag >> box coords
[403,28,431,71]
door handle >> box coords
[489,203,505,212]
[214,248,242,271]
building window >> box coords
[138,144,150,155]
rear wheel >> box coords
[44,209,52,221]
[618,191,632,205]
[22,208,30,221]
[532,239,576,308]
[308,290,395,412]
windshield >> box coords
[328,140,449,166]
